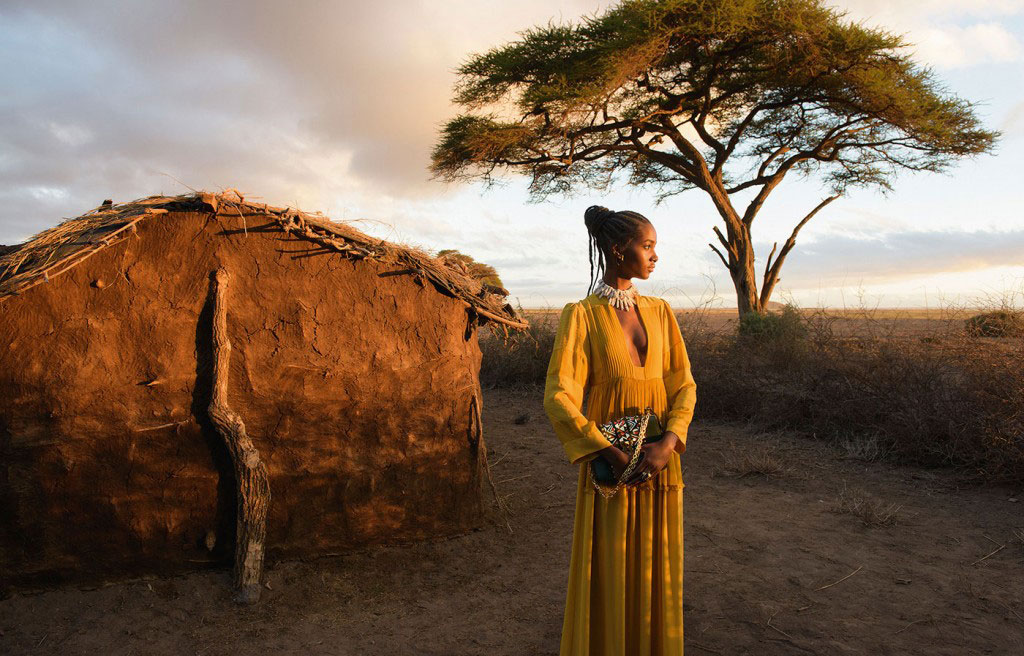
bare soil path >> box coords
[1,387,1022,655]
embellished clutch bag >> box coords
[590,407,664,499]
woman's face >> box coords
[612,222,658,281]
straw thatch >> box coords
[0,189,528,332]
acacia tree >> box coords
[431,0,998,316]
[437,248,506,289]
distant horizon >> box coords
[516,302,1012,312]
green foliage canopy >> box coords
[431,0,998,203]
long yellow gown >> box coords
[544,292,697,656]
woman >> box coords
[543,205,697,655]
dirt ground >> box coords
[2,386,1023,655]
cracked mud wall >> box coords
[0,211,486,587]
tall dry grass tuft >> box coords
[479,301,560,390]
[832,485,903,527]
[713,444,787,479]
[483,288,1024,484]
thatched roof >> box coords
[0,190,529,331]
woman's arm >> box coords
[661,299,697,455]
[543,302,616,466]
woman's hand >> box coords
[623,431,680,485]
[598,445,632,480]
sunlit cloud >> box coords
[0,0,600,244]
[836,0,1024,67]
[762,228,1024,285]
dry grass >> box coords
[837,434,891,463]
[479,301,560,390]
[832,486,903,527]
[683,314,1024,483]
[713,446,787,479]
[482,288,1024,484]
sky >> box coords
[1,0,1022,310]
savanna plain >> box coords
[1,304,1023,655]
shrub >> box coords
[965,311,1024,338]
[738,305,808,341]
[735,304,810,369]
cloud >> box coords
[913,22,1022,68]
[834,0,1024,68]
[764,228,1024,286]
[837,0,1024,25]
[0,0,600,243]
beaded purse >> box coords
[590,406,664,499]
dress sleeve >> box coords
[543,302,613,466]
[661,299,697,454]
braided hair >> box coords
[583,205,652,296]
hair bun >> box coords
[584,205,613,230]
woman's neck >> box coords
[601,272,633,291]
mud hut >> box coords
[0,191,527,596]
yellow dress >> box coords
[544,293,697,656]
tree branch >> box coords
[763,241,778,283]
[690,115,725,163]
[712,224,736,259]
[627,133,703,184]
[708,242,731,270]
[736,115,868,225]
[760,194,841,306]
[652,116,714,185]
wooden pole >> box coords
[208,267,270,604]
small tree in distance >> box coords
[437,248,506,290]
[431,0,998,316]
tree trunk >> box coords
[731,238,762,317]
[705,198,764,318]
[208,267,271,604]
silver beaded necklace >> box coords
[594,280,639,311]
